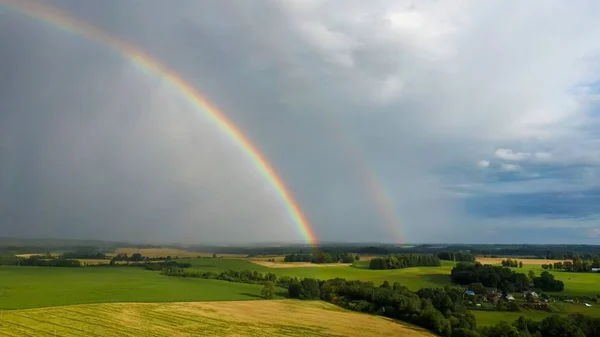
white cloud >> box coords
[590,228,600,237]
[500,163,521,172]
[495,148,531,161]
[533,152,553,161]
[477,160,490,168]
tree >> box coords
[539,315,586,337]
[212,253,217,258]
[288,281,301,298]
[467,282,485,295]
[528,270,536,283]
[519,261,523,268]
[299,278,320,299]
[261,281,275,299]
[483,321,521,337]
[130,253,143,262]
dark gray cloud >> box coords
[2,0,600,244]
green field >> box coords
[472,301,600,326]
[184,258,455,291]
[0,266,284,309]
[516,266,599,297]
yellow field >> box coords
[246,256,286,262]
[249,260,352,268]
[77,259,111,265]
[112,248,245,259]
[0,300,433,337]
[476,257,565,265]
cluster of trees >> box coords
[60,250,107,260]
[501,258,524,268]
[533,271,564,291]
[437,251,476,262]
[544,257,600,272]
[110,253,147,263]
[450,262,564,292]
[369,254,441,270]
[283,253,359,264]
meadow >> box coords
[183,257,455,291]
[0,266,284,310]
[475,258,599,298]
[0,300,433,337]
[472,301,600,326]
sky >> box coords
[2,0,600,244]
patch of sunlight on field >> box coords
[0,300,434,337]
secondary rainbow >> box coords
[222,3,405,243]
[1,0,317,245]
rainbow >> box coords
[1,0,317,245]
[222,3,404,243]
[330,124,404,243]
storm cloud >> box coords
[2,0,600,244]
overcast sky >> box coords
[2,0,600,244]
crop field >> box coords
[183,258,455,291]
[476,257,566,265]
[0,300,433,337]
[249,260,352,268]
[0,267,282,309]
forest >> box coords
[369,253,441,270]
[283,252,359,263]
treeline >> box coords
[93,260,191,271]
[61,250,107,260]
[109,253,178,264]
[437,251,476,262]
[161,267,299,287]
[369,254,440,270]
[290,279,476,336]
[283,253,359,264]
[542,257,600,272]
[0,255,81,267]
[451,262,564,292]
[501,258,523,268]
[183,243,600,260]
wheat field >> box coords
[0,300,433,337]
